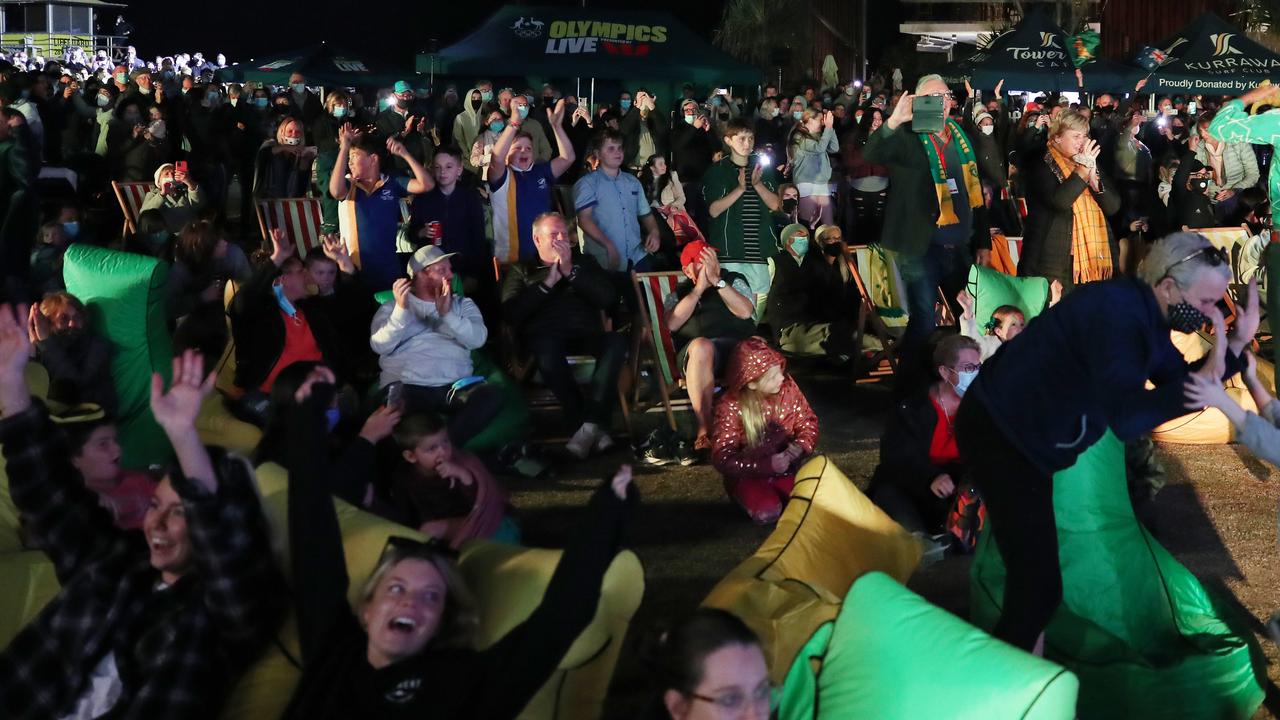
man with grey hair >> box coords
[865,73,992,397]
[954,230,1258,654]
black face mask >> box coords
[782,198,798,214]
[823,242,844,257]
[1167,299,1207,333]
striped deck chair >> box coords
[631,271,693,430]
[846,246,901,378]
[111,181,151,238]
[257,198,325,258]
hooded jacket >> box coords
[711,337,819,481]
[452,87,485,166]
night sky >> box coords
[121,0,729,68]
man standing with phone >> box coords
[864,74,991,397]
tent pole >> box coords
[590,77,596,114]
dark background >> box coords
[121,0,728,67]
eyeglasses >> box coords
[930,91,955,100]
[690,681,775,713]
[950,363,981,374]
[1162,245,1228,280]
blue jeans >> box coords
[893,243,972,392]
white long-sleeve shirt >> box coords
[369,295,488,388]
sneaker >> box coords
[566,422,600,460]
[671,437,698,466]
[593,429,615,453]
[636,428,675,465]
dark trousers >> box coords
[528,331,628,428]
[401,382,503,448]
[954,395,1061,652]
[895,243,971,394]
[869,482,950,535]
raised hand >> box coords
[386,137,407,158]
[751,163,764,188]
[0,303,30,381]
[823,110,835,129]
[887,92,914,129]
[150,349,217,432]
[403,115,416,135]
[736,166,747,190]
[392,277,412,309]
[434,276,453,316]
[1184,370,1231,412]
[770,452,791,474]
[270,226,295,266]
[543,259,563,288]
[27,303,50,344]
[358,404,403,444]
[292,365,337,404]
[995,78,1005,96]
[702,248,722,284]
[1231,278,1261,351]
[956,289,975,317]
[548,98,567,125]
[321,233,354,272]
[930,474,956,498]
[338,122,361,147]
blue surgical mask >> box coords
[62,221,79,238]
[952,369,978,396]
[254,97,268,109]
[96,94,110,107]
[324,407,341,432]
[684,114,695,125]
[791,236,809,257]
[272,281,297,318]
[480,90,493,102]
[792,111,803,121]
[332,105,348,118]
[515,104,529,119]
[488,120,505,133]
[620,99,632,111]
[292,83,306,94]
[115,71,127,84]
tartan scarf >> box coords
[918,119,984,227]
[1046,145,1113,284]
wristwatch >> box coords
[714,279,727,289]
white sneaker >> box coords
[593,428,615,453]
[566,422,600,459]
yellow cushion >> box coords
[0,365,53,552]
[196,394,262,456]
[703,454,921,683]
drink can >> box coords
[427,221,443,246]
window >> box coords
[24,5,48,32]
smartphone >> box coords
[911,94,945,134]
[716,88,728,96]
[385,381,404,411]
[174,160,188,175]
[1188,101,1198,115]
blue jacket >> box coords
[966,275,1240,475]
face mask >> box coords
[272,281,297,318]
[148,120,166,140]
[792,111,803,121]
[96,94,110,107]
[281,136,301,146]
[147,230,169,249]
[620,99,632,111]
[62,221,79,238]
[292,83,306,94]
[324,406,341,432]
[782,198,798,214]
[332,105,347,118]
[254,97,269,109]
[790,236,809,257]
[951,369,978,396]
[115,72,127,84]
[684,114,695,125]
[981,125,995,136]
[822,95,832,104]
[845,86,855,96]
[1167,295,1208,333]
[181,87,189,95]
[823,241,843,257]
[396,96,410,109]
[488,120,505,133]
[515,104,529,119]
[480,90,493,102]
[138,85,151,95]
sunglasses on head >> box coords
[1162,245,1228,280]
[379,534,458,564]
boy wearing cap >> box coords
[663,239,756,451]
[370,245,501,447]
[141,162,203,232]
[376,80,435,176]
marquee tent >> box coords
[216,44,412,88]
[1143,12,1280,95]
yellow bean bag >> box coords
[0,460,643,720]
[1151,330,1274,445]
[702,454,922,683]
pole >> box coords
[590,77,595,114]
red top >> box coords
[87,470,158,530]
[928,396,960,467]
[260,308,323,392]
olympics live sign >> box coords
[510,16,669,57]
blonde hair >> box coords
[1049,110,1090,140]
[738,385,768,449]
[358,546,479,649]
[275,116,303,145]
[323,89,350,114]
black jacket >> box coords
[501,254,616,342]
[668,122,718,184]
[870,391,965,506]
[619,107,669,165]
[766,249,862,337]
[1018,151,1122,286]
[228,260,346,390]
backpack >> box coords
[946,486,987,553]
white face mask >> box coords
[981,125,995,136]
[281,136,302,146]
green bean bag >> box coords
[372,285,528,453]
[62,245,173,469]
[971,430,1264,719]
[966,264,1049,326]
[778,572,1078,720]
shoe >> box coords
[593,429,615,453]
[639,442,675,466]
[671,437,698,466]
[566,422,600,460]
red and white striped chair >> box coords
[257,198,325,257]
[111,181,152,238]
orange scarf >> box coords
[1047,145,1112,284]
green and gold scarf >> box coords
[919,119,984,227]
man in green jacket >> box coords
[864,74,991,395]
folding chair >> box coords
[257,198,325,257]
[630,270,695,430]
[111,180,151,238]
[847,246,903,379]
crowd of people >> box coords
[1,37,1280,716]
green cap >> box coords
[393,80,411,94]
